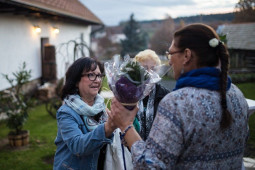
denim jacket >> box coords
[53,104,113,170]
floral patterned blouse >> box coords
[131,84,249,170]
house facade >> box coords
[217,23,255,72]
[0,0,102,91]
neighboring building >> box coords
[91,25,124,60]
[217,23,255,72]
[105,26,126,43]
[0,0,103,91]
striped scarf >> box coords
[64,94,107,131]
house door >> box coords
[41,38,57,84]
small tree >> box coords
[150,16,175,55]
[97,31,121,60]
[58,34,96,62]
[0,62,33,135]
[234,0,255,23]
[121,14,148,57]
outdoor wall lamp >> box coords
[53,27,59,34]
[34,26,41,33]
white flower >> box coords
[209,38,219,48]
[125,67,134,71]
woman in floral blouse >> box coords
[108,23,249,169]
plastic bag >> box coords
[104,55,170,110]
[104,128,133,170]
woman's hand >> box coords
[108,97,142,149]
[104,108,117,138]
[108,97,138,131]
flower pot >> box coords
[8,130,30,147]
[22,130,29,145]
[8,134,23,147]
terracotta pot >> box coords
[8,130,30,147]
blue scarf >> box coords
[173,67,231,91]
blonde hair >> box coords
[134,49,161,66]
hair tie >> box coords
[209,38,224,48]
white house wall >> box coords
[0,14,91,91]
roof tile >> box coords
[12,0,102,24]
[217,23,255,50]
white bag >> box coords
[104,128,134,170]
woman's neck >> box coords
[82,97,95,106]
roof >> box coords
[217,23,255,50]
[1,0,103,25]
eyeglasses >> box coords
[165,50,183,60]
[81,73,104,81]
[143,65,156,72]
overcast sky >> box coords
[80,0,238,26]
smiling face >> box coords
[78,65,102,103]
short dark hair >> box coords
[61,57,104,100]
[174,23,231,129]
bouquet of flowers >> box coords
[105,55,168,110]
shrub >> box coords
[230,73,255,83]
[0,62,33,135]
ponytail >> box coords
[218,42,232,129]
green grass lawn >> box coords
[0,82,254,169]
[0,104,57,170]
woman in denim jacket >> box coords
[53,57,116,170]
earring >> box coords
[181,68,184,75]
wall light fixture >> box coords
[34,26,41,33]
[53,27,59,34]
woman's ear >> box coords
[183,48,192,65]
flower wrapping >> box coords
[105,55,168,110]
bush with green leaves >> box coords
[0,62,33,135]
[230,73,255,83]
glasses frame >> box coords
[81,73,104,81]
[165,50,184,60]
[143,65,156,72]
